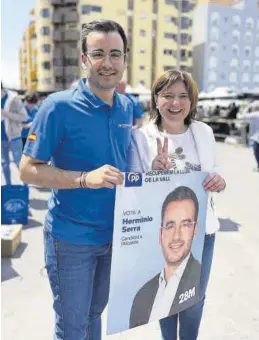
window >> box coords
[244,46,251,57]
[232,15,241,28]
[181,33,190,45]
[40,8,50,18]
[139,65,145,70]
[140,29,146,37]
[245,32,253,44]
[211,12,220,26]
[41,44,51,53]
[229,73,237,83]
[242,73,250,83]
[245,17,254,30]
[92,6,102,12]
[81,5,102,14]
[210,27,219,41]
[164,16,177,24]
[64,59,78,66]
[208,71,217,82]
[243,60,251,72]
[164,65,173,71]
[209,42,218,53]
[139,80,145,85]
[188,50,192,58]
[40,27,50,36]
[208,56,218,69]
[164,49,176,57]
[164,32,177,40]
[181,16,192,29]
[232,44,239,55]
[253,74,259,83]
[53,59,62,66]
[42,61,51,70]
[232,30,240,42]
[254,61,259,73]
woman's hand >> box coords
[203,173,226,192]
[152,137,172,170]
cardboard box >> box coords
[1,225,22,257]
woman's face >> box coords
[155,81,191,127]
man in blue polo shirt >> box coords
[20,20,133,340]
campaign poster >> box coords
[107,171,209,335]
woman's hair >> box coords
[25,90,39,104]
[150,69,199,126]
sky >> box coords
[1,0,36,89]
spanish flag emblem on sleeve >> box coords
[28,132,37,141]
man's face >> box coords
[81,31,126,91]
[160,199,197,266]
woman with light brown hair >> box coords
[128,69,226,339]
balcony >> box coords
[53,48,63,59]
[54,66,63,77]
[64,0,78,4]
[53,29,63,41]
[64,66,79,77]
[64,12,79,23]
[64,29,80,41]
[51,0,62,5]
[52,12,63,24]
[64,47,79,59]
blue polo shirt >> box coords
[22,104,38,138]
[23,78,133,245]
[125,93,144,125]
[1,92,8,141]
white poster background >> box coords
[107,171,209,335]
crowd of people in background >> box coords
[1,82,39,184]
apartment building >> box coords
[192,0,259,92]
[19,15,37,90]
[20,0,196,91]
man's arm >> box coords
[20,155,124,189]
[2,97,27,122]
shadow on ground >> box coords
[23,218,42,230]
[218,218,241,232]
[34,186,51,193]
[30,198,48,211]
[1,242,28,282]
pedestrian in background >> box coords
[245,104,259,172]
[128,69,226,340]
[21,90,39,150]
[117,80,144,128]
[20,20,133,340]
[1,82,27,184]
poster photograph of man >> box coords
[107,171,208,335]
[129,186,201,328]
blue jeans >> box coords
[1,138,23,184]
[44,230,112,340]
[160,233,215,340]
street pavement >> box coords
[1,142,259,340]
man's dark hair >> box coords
[25,90,39,104]
[161,186,199,223]
[81,20,128,55]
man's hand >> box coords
[203,173,226,192]
[84,165,124,189]
[152,137,172,170]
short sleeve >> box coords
[23,96,66,161]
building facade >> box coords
[192,0,259,92]
[20,0,196,91]
[19,15,38,90]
